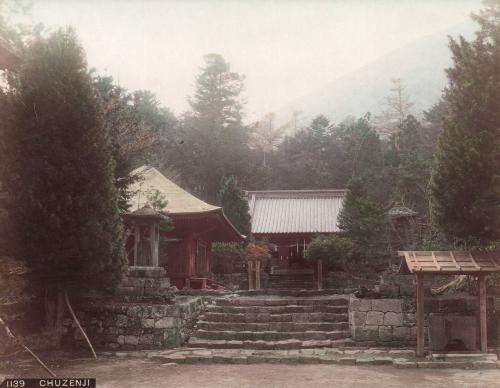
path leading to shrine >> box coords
[3,357,500,388]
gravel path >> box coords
[2,357,500,388]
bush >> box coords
[305,235,353,269]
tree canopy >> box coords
[0,28,125,292]
[431,0,500,245]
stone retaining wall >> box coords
[63,296,206,351]
[349,296,480,347]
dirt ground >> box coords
[2,357,500,388]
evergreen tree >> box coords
[0,29,126,323]
[178,54,252,203]
[93,75,178,211]
[392,115,431,219]
[338,177,387,258]
[431,0,500,245]
[217,175,251,236]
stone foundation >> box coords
[117,266,171,297]
[63,296,206,350]
[349,296,480,347]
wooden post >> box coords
[133,225,140,266]
[317,259,323,290]
[248,260,254,290]
[255,260,261,290]
[479,275,488,352]
[150,223,158,267]
[416,273,425,357]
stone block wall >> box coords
[116,266,171,297]
[349,296,480,347]
[63,296,206,351]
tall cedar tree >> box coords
[218,175,251,236]
[179,54,251,203]
[431,0,500,245]
[337,177,387,258]
[0,29,126,297]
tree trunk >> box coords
[43,284,65,346]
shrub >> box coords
[305,235,353,269]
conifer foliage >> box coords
[0,29,126,293]
[431,0,500,245]
[217,175,251,236]
[337,177,387,258]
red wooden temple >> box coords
[125,166,244,289]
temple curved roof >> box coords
[128,166,244,241]
[129,166,219,214]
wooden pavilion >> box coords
[126,166,245,289]
[399,250,500,356]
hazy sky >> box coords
[31,0,481,122]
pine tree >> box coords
[338,177,387,258]
[431,0,500,245]
[0,29,126,323]
[217,175,251,236]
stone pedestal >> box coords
[117,266,171,297]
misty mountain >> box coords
[277,21,476,128]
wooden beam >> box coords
[255,260,261,290]
[248,261,254,290]
[479,275,488,352]
[133,225,140,266]
[416,273,425,357]
[317,259,323,290]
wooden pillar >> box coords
[479,275,488,352]
[416,273,425,357]
[255,260,261,290]
[133,225,140,266]
[150,223,158,267]
[316,259,323,290]
[248,260,254,290]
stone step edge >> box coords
[205,305,348,311]
[103,351,500,369]
[186,338,353,349]
[196,321,349,330]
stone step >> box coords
[214,297,349,307]
[194,329,350,341]
[267,285,314,289]
[206,304,348,315]
[430,353,498,362]
[197,321,349,332]
[202,311,348,323]
[187,337,354,350]
[237,289,348,297]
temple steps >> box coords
[196,321,349,332]
[201,311,348,323]
[267,273,314,290]
[187,338,357,350]
[214,296,349,306]
[194,329,349,341]
[187,295,350,349]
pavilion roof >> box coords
[398,250,500,275]
[129,166,219,214]
[246,189,347,235]
[128,166,244,241]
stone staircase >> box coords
[187,295,352,350]
[267,269,314,289]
